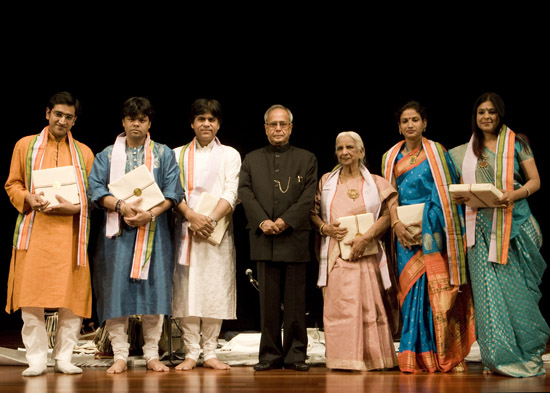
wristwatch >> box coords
[209,216,218,227]
[149,210,156,222]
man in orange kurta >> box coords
[5,92,94,377]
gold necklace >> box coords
[478,155,489,168]
[405,145,422,164]
[341,174,359,200]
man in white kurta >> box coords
[172,99,241,370]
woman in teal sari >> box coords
[382,101,476,373]
[450,92,549,377]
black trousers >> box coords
[256,261,308,365]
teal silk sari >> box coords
[450,140,549,377]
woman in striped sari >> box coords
[450,92,549,377]
[381,101,476,373]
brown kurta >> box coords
[5,131,94,318]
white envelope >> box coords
[449,183,503,208]
[194,192,231,245]
[337,213,378,260]
[108,165,165,211]
[397,203,424,245]
[32,166,80,206]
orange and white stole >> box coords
[12,127,90,267]
[107,132,157,280]
[175,137,224,266]
[316,164,390,288]
[382,138,467,285]
[462,126,514,264]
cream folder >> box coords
[337,213,378,260]
[194,192,231,245]
[397,203,425,245]
[108,165,165,211]
[32,166,80,206]
[449,183,503,208]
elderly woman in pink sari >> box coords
[310,131,398,371]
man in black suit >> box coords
[238,104,317,371]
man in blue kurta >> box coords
[88,97,184,373]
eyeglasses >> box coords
[52,111,75,121]
[266,121,290,130]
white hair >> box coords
[264,104,293,123]
[335,131,366,164]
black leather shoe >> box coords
[284,361,310,371]
[254,361,283,371]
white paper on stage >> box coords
[337,213,378,260]
[1,335,493,367]
[32,166,80,206]
[108,164,165,211]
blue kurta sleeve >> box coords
[87,146,113,209]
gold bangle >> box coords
[524,186,531,198]
[391,219,401,229]
[319,223,325,236]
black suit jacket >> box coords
[238,143,317,262]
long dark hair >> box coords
[471,92,505,158]
[471,92,530,157]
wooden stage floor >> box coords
[1,363,549,393]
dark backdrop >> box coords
[1,24,548,337]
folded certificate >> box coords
[108,165,165,211]
[337,213,378,260]
[449,183,503,208]
[397,203,424,245]
[194,192,231,245]
[32,166,80,206]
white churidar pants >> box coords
[105,314,164,363]
[21,307,82,367]
[180,316,222,361]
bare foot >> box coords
[106,359,127,374]
[175,358,197,371]
[204,358,230,370]
[147,358,169,372]
[483,368,493,375]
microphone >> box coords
[245,268,259,290]
[245,269,253,282]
